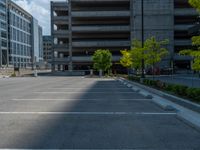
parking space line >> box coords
[12,98,100,101]
[49,88,129,90]
[11,98,151,101]
[34,92,136,94]
[0,112,177,115]
[120,99,151,101]
[0,112,131,115]
[135,112,177,115]
[0,149,135,150]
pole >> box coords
[141,0,145,78]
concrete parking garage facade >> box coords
[51,0,198,72]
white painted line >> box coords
[119,99,151,101]
[34,92,135,94]
[12,98,100,101]
[135,112,176,115]
[0,111,176,115]
[12,98,150,101]
[0,149,136,150]
[49,87,129,90]
[0,112,132,115]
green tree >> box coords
[92,49,112,76]
[180,36,200,71]
[120,38,169,75]
[130,39,146,71]
[120,39,147,75]
[144,37,169,75]
[189,0,200,12]
[179,1,200,73]
[120,50,132,69]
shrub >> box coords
[187,88,195,98]
[177,85,188,96]
[128,76,140,82]
[127,77,200,102]
[11,73,16,77]
[117,74,128,78]
[156,80,166,89]
[164,83,174,92]
[151,80,158,87]
[143,79,149,85]
[171,85,188,96]
[187,88,200,101]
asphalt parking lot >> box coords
[0,77,200,149]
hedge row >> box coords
[143,79,200,102]
[128,76,141,83]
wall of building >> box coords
[51,0,130,72]
[38,26,43,62]
[70,0,130,71]
[131,0,174,68]
[32,19,44,69]
[173,0,198,70]
[51,1,69,71]
[0,0,8,67]
[0,0,43,69]
[8,1,32,68]
[51,0,198,72]
[32,18,39,64]
[43,36,52,63]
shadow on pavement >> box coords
[2,80,200,149]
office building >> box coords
[51,0,198,72]
[43,35,52,65]
[8,0,32,68]
[0,0,43,68]
[0,0,8,67]
[32,18,43,68]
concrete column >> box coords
[68,0,73,71]
[130,0,134,43]
[0,48,2,68]
[50,2,55,72]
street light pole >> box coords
[141,0,145,78]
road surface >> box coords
[0,77,200,149]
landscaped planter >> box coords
[128,76,200,103]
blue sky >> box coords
[13,0,62,35]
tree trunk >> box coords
[99,69,103,78]
[152,64,155,81]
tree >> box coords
[120,38,169,75]
[92,49,112,76]
[179,36,200,72]
[120,50,132,69]
[179,1,200,73]
[189,0,200,12]
[130,39,146,71]
[144,37,169,75]
[120,39,146,74]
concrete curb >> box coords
[117,77,200,129]
[0,76,10,79]
[118,77,200,113]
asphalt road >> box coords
[0,77,200,149]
